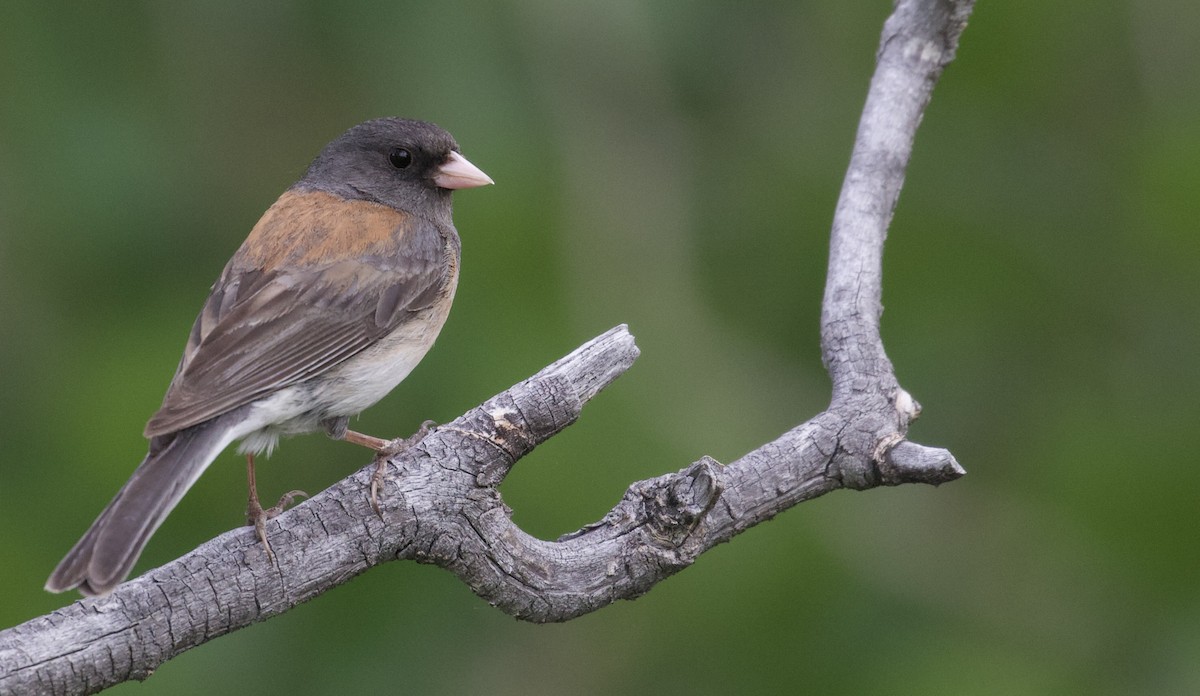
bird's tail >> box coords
[45,415,238,597]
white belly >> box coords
[234,300,453,456]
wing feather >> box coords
[144,194,452,437]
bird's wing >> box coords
[144,195,452,437]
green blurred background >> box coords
[2,1,1198,694]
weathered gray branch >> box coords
[0,0,974,692]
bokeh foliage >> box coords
[2,1,1198,694]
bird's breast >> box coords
[310,288,456,417]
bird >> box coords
[45,117,492,597]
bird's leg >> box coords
[245,453,272,561]
[322,417,437,515]
[341,429,392,451]
[244,453,307,564]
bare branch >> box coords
[1,326,639,692]
[0,0,975,693]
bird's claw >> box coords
[369,420,437,516]
[266,489,309,518]
[246,488,308,564]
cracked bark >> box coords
[0,0,975,692]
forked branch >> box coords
[0,0,975,692]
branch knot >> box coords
[636,457,723,556]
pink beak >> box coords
[433,151,494,190]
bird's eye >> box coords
[388,148,413,169]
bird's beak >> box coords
[433,151,494,190]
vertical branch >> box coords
[822,0,976,401]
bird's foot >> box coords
[367,420,437,516]
[325,419,437,516]
[245,453,307,564]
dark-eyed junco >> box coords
[45,118,492,597]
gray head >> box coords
[295,118,492,217]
